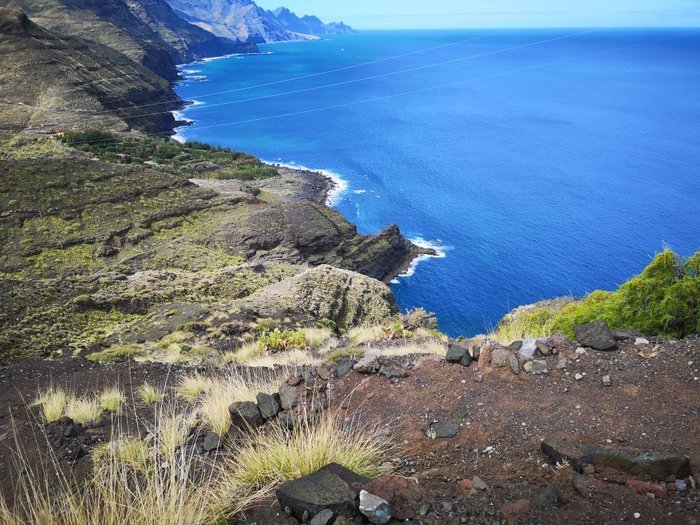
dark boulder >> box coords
[257,392,282,420]
[276,463,367,520]
[202,431,221,452]
[246,508,299,524]
[228,401,263,431]
[446,344,472,366]
[533,485,565,508]
[336,358,356,378]
[279,383,300,411]
[612,328,644,341]
[310,509,336,525]
[426,420,459,439]
[574,320,617,351]
[542,441,692,481]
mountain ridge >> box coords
[166,0,354,43]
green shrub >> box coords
[258,329,307,354]
[493,248,700,340]
[61,130,115,147]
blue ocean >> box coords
[174,29,700,337]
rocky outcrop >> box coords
[216,202,431,283]
[166,0,353,43]
[123,0,256,62]
[243,265,398,330]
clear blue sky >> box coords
[256,0,700,29]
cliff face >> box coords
[122,0,257,61]
[1,0,255,81]
[166,0,353,43]
[0,7,180,133]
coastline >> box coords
[170,53,442,288]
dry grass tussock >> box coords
[137,382,164,405]
[197,368,289,436]
[7,371,393,524]
[0,430,266,525]
[234,411,393,489]
[34,389,105,427]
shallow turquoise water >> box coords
[175,29,700,337]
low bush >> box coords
[323,348,366,364]
[87,344,146,362]
[258,329,307,354]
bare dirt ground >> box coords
[331,336,700,524]
[0,336,698,524]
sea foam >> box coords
[391,238,448,284]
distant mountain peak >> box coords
[166,0,354,43]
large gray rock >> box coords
[446,344,471,366]
[244,265,398,330]
[228,401,263,430]
[359,490,392,524]
[354,355,380,374]
[279,383,300,411]
[310,509,336,525]
[257,392,282,419]
[517,339,539,361]
[276,464,365,520]
[490,347,511,368]
[524,359,548,375]
[574,321,617,351]
[202,431,221,452]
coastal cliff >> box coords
[0,7,180,133]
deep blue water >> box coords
[174,29,700,337]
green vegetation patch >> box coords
[59,132,277,180]
[493,249,700,341]
[258,329,308,354]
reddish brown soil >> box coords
[330,337,700,524]
[0,337,698,524]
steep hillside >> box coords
[0,133,429,361]
[0,7,179,133]
[1,0,256,81]
[167,0,353,43]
